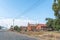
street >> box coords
[0,31,38,40]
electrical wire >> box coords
[21,0,46,15]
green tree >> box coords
[52,0,60,30]
[14,25,20,32]
[46,18,54,30]
[53,19,60,30]
[52,0,60,18]
[0,26,2,29]
[46,0,60,31]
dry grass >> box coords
[26,31,44,36]
[20,31,60,40]
[38,31,60,40]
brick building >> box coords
[27,23,47,31]
[27,23,37,31]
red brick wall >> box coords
[27,24,47,31]
[36,24,47,30]
[27,26,32,31]
[36,25,41,30]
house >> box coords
[27,23,37,31]
[27,23,47,31]
[36,24,47,31]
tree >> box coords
[53,19,60,30]
[46,0,60,31]
[52,0,60,18]
[46,18,54,30]
[0,26,2,29]
[14,25,20,32]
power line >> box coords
[21,0,46,15]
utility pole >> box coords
[10,19,15,31]
[13,19,14,29]
[13,19,14,27]
[11,19,15,31]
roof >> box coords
[37,24,46,26]
[28,23,46,27]
[28,23,37,27]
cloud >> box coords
[0,18,39,29]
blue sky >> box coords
[0,0,55,28]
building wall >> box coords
[27,23,47,31]
[27,26,32,31]
[36,24,41,30]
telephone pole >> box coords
[13,19,14,27]
[13,19,14,29]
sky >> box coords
[0,0,55,28]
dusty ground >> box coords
[20,31,60,40]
